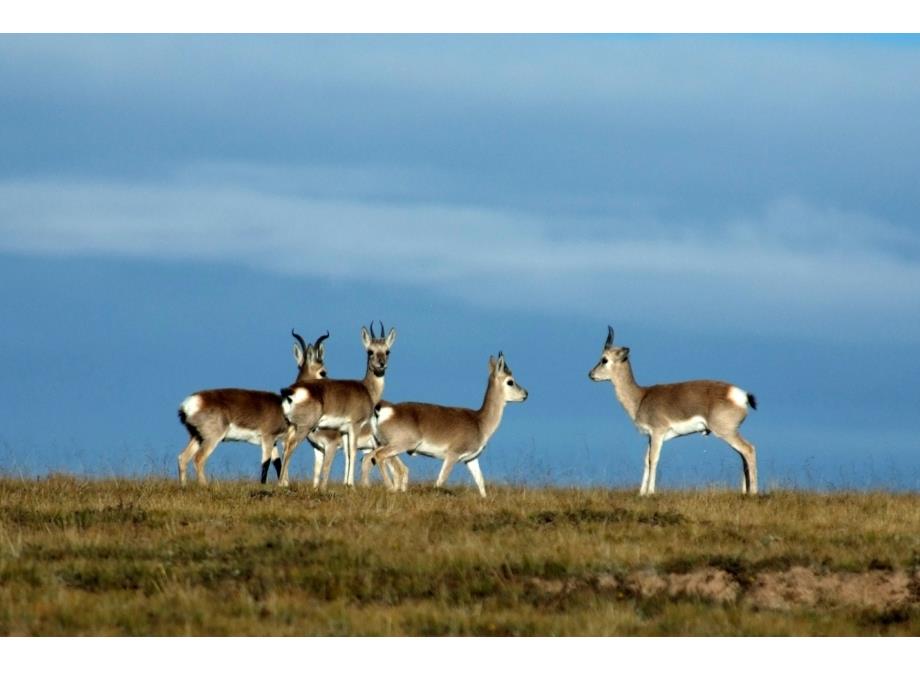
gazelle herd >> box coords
[177,323,757,496]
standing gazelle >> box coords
[278,322,396,488]
[364,352,528,497]
[177,330,329,486]
[589,326,758,495]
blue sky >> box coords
[1,35,919,490]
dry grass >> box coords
[1,476,919,635]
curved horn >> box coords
[313,331,330,349]
[368,320,376,339]
[606,325,614,347]
[378,320,385,338]
[291,328,308,353]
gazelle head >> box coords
[361,320,397,377]
[490,351,528,402]
[589,325,630,382]
[292,329,330,381]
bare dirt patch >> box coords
[527,566,920,611]
[631,567,741,604]
[747,566,916,611]
[526,567,739,604]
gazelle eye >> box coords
[507,380,514,386]
[320,371,327,377]
[385,350,390,355]
[602,357,609,364]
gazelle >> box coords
[278,321,396,488]
[364,352,528,497]
[588,326,758,495]
[177,330,329,486]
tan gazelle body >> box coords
[279,322,396,488]
[589,326,758,495]
[177,331,330,486]
[365,352,527,497]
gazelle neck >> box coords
[294,368,316,384]
[477,375,507,441]
[362,368,385,404]
[611,359,645,421]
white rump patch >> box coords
[282,388,310,419]
[181,394,202,417]
[727,386,749,408]
[376,406,394,423]
[664,415,708,440]
[225,423,262,445]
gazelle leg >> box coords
[192,437,220,487]
[639,443,651,496]
[368,447,410,491]
[748,441,758,495]
[259,437,274,485]
[718,431,757,495]
[360,449,376,487]
[399,458,410,491]
[385,455,408,491]
[178,438,199,486]
[464,457,487,497]
[435,454,459,490]
[343,425,358,487]
[364,450,394,490]
[312,445,325,488]
[320,443,337,490]
[379,453,399,491]
[380,456,395,489]
[271,445,282,480]
[376,452,393,488]
[362,447,406,491]
[389,455,410,492]
[278,426,304,488]
[354,448,390,490]
[645,434,665,495]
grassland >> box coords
[1,476,919,635]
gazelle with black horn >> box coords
[279,321,396,488]
[364,351,527,497]
[305,324,384,490]
[177,330,330,486]
[589,326,758,495]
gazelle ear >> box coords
[496,352,506,373]
[488,355,497,373]
[293,342,305,367]
[361,326,371,349]
[385,327,397,348]
[313,331,329,362]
